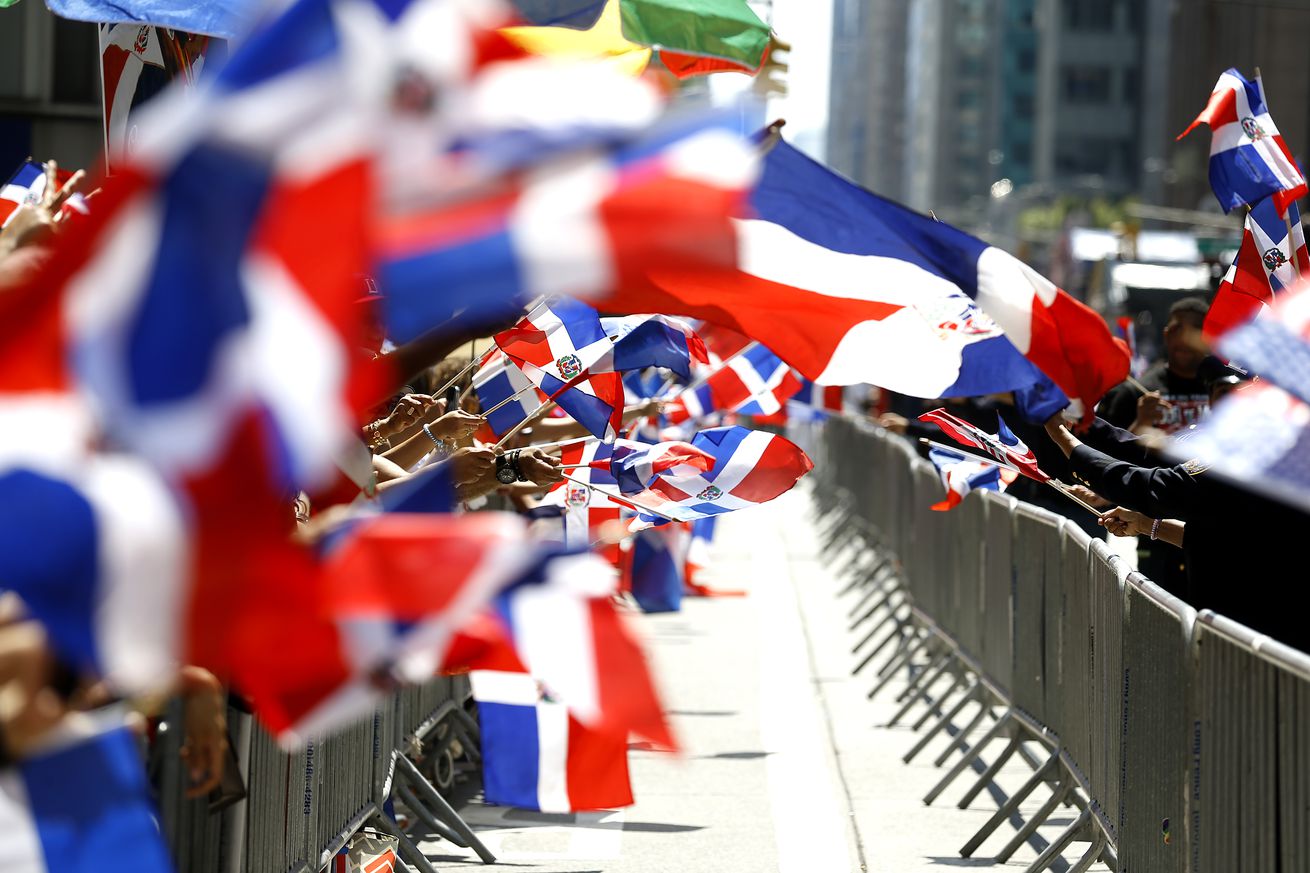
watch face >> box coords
[496,463,518,484]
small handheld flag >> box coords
[918,408,1049,482]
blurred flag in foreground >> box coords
[46,0,260,39]
[472,668,634,812]
[1205,199,1309,341]
[1177,68,1307,216]
[0,710,173,873]
[627,426,813,528]
[927,446,1017,511]
[918,408,1049,483]
[1216,279,1310,407]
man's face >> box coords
[1163,313,1206,373]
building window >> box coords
[1065,0,1115,30]
[1014,93,1034,117]
[1017,47,1036,74]
[1122,67,1140,103]
[1063,66,1111,103]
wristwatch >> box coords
[495,454,518,484]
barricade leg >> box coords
[847,576,900,630]
[932,696,992,767]
[846,564,896,621]
[369,809,440,873]
[868,629,928,700]
[395,753,497,864]
[992,776,1073,864]
[1017,805,1092,873]
[395,783,469,847]
[851,604,909,664]
[911,669,969,731]
[956,733,1022,809]
[1066,828,1108,873]
[905,680,981,764]
[889,648,953,720]
[959,749,1060,857]
[924,708,1013,805]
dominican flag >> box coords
[1177,68,1307,216]
[787,378,845,422]
[540,440,622,565]
[684,516,717,593]
[591,438,714,494]
[918,408,1049,482]
[667,342,803,423]
[1216,279,1310,408]
[598,314,708,379]
[627,426,813,529]
[600,140,1120,419]
[484,549,673,748]
[0,710,174,873]
[0,160,46,227]
[378,111,757,344]
[1205,199,1309,340]
[474,349,548,438]
[927,446,1016,511]
[472,669,633,813]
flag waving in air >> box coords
[627,426,813,528]
[1177,68,1307,216]
[599,140,1120,420]
[919,408,1049,482]
[1205,198,1309,340]
[591,438,715,494]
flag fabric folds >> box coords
[1177,68,1307,216]
[540,440,622,564]
[1204,199,1309,340]
[666,342,802,423]
[927,446,1015,511]
[472,669,634,812]
[474,350,548,438]
[508,0,608,28]
[918,408,1049,483]
[594,438,715,494]
[627,426,813,528]
[628,525,688,612]
[603,140,1117,417]
[46,0,261,39]
[598,314,708,379]
[0,710,174,873]
[618,0,771,78]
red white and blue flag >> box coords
[0,709,174,873]
[598,314,708,380]
[378,112,758,343]
[591,438,715,494]
[628,525,689,613]
[0,160,47,227]
[667,342,803,423]
[1215,278,1310,408]
[627,426,813,529]
[918,408,1049,483]
[602,140,1119,420]
[474,349,548,438]
[927,446,1017,511]
[540,440,622,564]
[1177,68,1307,216]
[472,668,634,812]
[1205,198,1309,340]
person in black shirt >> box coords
[1097,297,1211,434]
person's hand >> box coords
[380,394,440,438]
[515,447,563,487]
[0,161,89,256]
[177,666,227,798]
[1133,391,1171,428]
[1066,484,1112,510]
[877,412,909,434]
[1098,506,1154,538]
[428,408,485,441]
[0,622,66,761]
[449,446,498,486]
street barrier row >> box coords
[807,416,1310,873]
[155,675,490,873]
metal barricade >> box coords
[816,419,1310,871]
[159,678,472,873]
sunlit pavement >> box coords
[424,487,1110,872]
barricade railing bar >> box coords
[802,415,1310,873]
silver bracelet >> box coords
[1150,518,1161,540]
[422,423,450,458]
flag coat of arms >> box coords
[1205,199,1309,340]
[540,439,622,564]
[1,161,47,227]
[1177,68,1308,216]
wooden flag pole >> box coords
[433,345,494,401]
[560,473,680,523]
[493,400,557,448]
[1046,481,1104,516]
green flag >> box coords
[618,0,770,70]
